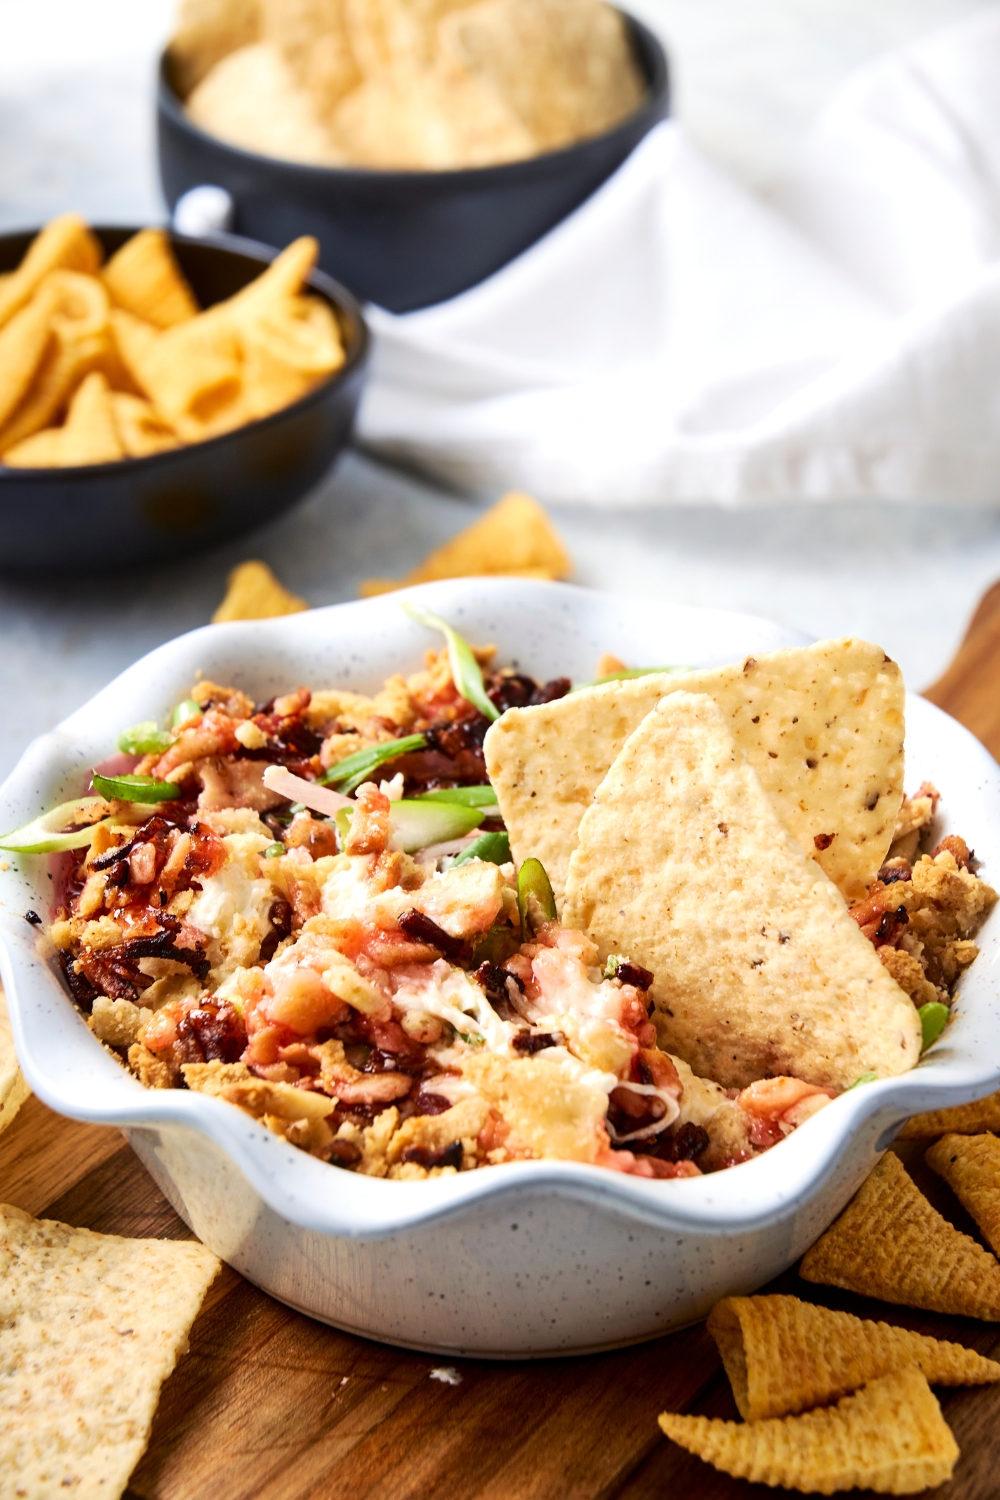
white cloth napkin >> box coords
[356,7,1000,507]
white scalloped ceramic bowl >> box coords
[2,580,999,1357]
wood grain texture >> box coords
[4,591,1000,1499]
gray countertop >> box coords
[1,0,996,783]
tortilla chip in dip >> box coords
[0,1203,219,1497]
[800,1151,1000,1319]
[562,692,920,1090]
[926,1132,1000,1255]
[485,637,905,905]
[707,1294,1000,1422]
[658,1367,958,1495]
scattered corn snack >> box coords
[898,1091,1000,1139]
[0,988,29,1136]
[178,0,646,170]
[0,1203,219,1498]
[800,1151,1000,1319]
[212,559,309,622]
[0,219,345,468]
[658,1367,958,1495]
[359,492,572,598]
[707,1294,1000,1422]
[926,1132,1000,1256]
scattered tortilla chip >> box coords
[485,637,905,905]
[3,371,124,468]
[561,692,920,1090]
[440,0,645,152]
[187,41,344,164]
[708,1294,1000,1422]
[800,1151,1000,1319]
[658,1367,958,1495]
[926,1133,1000,1256]
[212,559,310,622]
[898,1091,1000,1139]
[103,229,200,329]
[0,1202,219,1497]
[0,987,29,1136]
[359,492,571,597]
[0,214,102,331]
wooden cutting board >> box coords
[3,599,1000,1500]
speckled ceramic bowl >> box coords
[1,580,998,1356]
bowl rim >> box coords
[2,578,998,1240]
[0,224,370,483]
[157,9,670,187]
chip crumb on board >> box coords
[212,558,310,622]
[800,1150,1000,1319]
[359,491,571,597]
[659,1367,959,1495]
[0,1203,219,1499]
[707,1293,1000,1422]
[429,1366,463,1386]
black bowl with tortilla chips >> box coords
[0,227,369,573]
[156,12,668,313]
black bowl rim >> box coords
[0,225,370,484]
[158,8,669,187]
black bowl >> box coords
[0,227,369,574]
[157,12,669,312]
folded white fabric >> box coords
[357,7,1000,507]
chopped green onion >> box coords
[471,924,521,968]
[335,799,485,854]
[0,795,110,855]
[403,602,499,722]
[264,842,286,858]
[453,832,511,867]
[919,1002,950,1052]
[603,954,623,980]
[411,785,498,808]
[117,721,174,756]
[171,698,201,727]
[571,667,687,692]
[455,1030,486,1048]
[847,1071,878,1090]
[319,734,427,796]
[517,857,556,936]
[92,773,182,804]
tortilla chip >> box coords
[212,560,309,622]
[708,1294,1000,1422]
[103,229,200,329]
[0,987,29,1135]
[170,0,261,97]
[0,1202,219,1496]
[238,295,344,419]
[3,371,124,469]
[0,333,109,452]
[0,214,102,332]
[926,1133,1000,1256]
[561,692,920,1090]
[800,1151,1000,1319]
[0,292,55,430]
[898,1091,1000,1139]
[111,393,179,458]
[439,0,645,152]
[658,1367,958,1495]
[187,41,344,164]
[359,492,572,597]
[485,638,905,905]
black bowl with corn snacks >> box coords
[0,215,368,572]
[157,0,669,311]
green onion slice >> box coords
[263,842,286,859]
[0,795,110,854]
[517,857,557,936]
[453,832,511,867]
[403,602,499,723]
[847,1071,878,1090]
[117,721,174,756]
[171,698,202,727]
[92,773,182,804]
[918,1002,950,1052]
[411,785,498,808]
[471,924,521,968]
[319,734,427,796]
[335,799,485,855]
